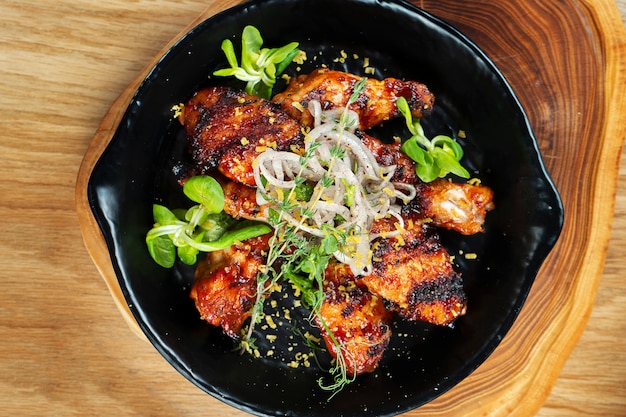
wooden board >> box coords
[74,0,626,415]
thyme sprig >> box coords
[242,78,368,397]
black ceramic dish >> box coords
[87,0,564,415]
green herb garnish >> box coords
[242,79,369,397]
[146,175,272,268]
[213,25,300,99]
[396,96,470,182]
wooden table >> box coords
[2,1,625,416]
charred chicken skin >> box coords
[180,86,304,186]
[273,68,435,130]
[364,214,467,325]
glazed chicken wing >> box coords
[412,179,495,235]
[316,263,393,376]
[181,86,304,186]
[221,175,494,237]
[222,181,266,220]
[272,68,435,130]
[189,234,271,338]
[362,215,467,326]
[356,131,418,184]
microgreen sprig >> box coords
[146,175,272,268]
[213,25,300,99]
[396,96,470,183]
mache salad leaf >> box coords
[213,25,300,99]
[146,175,271,268]
[396,96,470,182]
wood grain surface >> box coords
[1,1,625,416]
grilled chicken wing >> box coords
[223,181,266,220]
[357,131,418,184]
[272,68,435,130]
[362,214,467,326]
[222,175,493,237]
[316,263,393,376]
[181,86,304,186]
[412,179,494,235]
[189,234,271,338]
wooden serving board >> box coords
[75,0,626,415]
